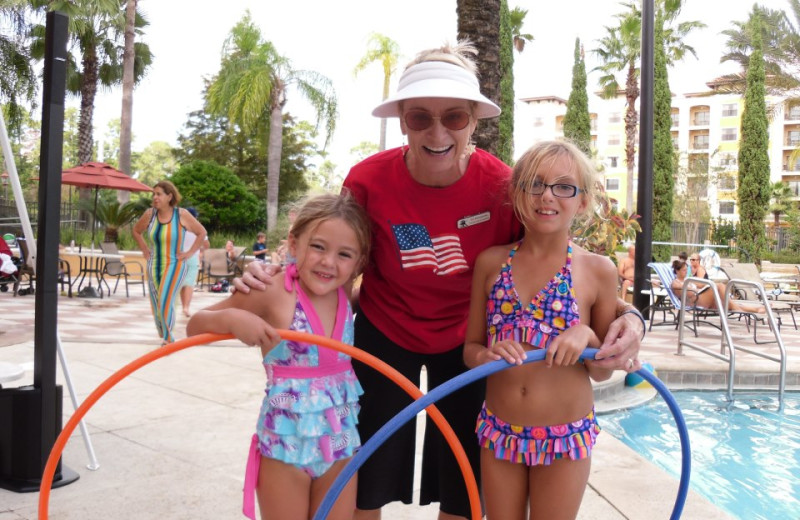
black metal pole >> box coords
[33,8,69,475]
[633,0,655,314]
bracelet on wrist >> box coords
[620,308,646,339]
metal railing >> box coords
[676,277,787,405]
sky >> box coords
[85,0,762,173]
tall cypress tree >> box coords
[737,16,771,264]
[652,13,675,262]
[562,38,591,155]
[497,0,514,164]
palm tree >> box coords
[593,3,642,211]
[31,0,152,223]
[509,7,534,53]
[770,181,795,227]
[353,33,399,152]
[0,0,38,135]
[118,0,137,203]
[206,12,337,233]
[593,0,704,211]
[457,0,501,155]
[32,1,152,164]
[719,2,800,94]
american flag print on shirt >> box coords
[391,223,468,276]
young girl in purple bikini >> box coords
[187,193,370,520]
[464,140,617,519]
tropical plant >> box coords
[769,181,795,227]
[353,32,399,151]
[0,0,38,135]
[562,38,591,155]
[572,189,641,262]
[91,197,142,243]
[457,0,501,156]
[509,6,534,52]
[737,16,771,265]
[31,0,153,165]
[719,2,800,94]
[206,11,337,232]
[593,0,704,211]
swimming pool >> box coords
[600,391,800,520]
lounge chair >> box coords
[718,262,796,334]
[648,262,722,336]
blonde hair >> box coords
[289,191,371,272]
[510,140,599,230]
[153,180,181,207]
[405,40,479,75]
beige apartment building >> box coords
[517,82,799,224]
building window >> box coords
[719,175,736,190]
[719,201,735,214]
[692,134,709,149]
[671,134,679,148]
[608,134,621,146]
[722,104,738,117]
[605,178,620,191]
[785,159,800,171]
[720,153,737,167]
[693,110,710,125]
[789,105,800,120]
[721,128,737,141]
[788,131,800,146]
[670,112,679,127]
[609,156,618,168]
[689,157,709,172]
[609,112,621,123]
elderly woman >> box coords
[235,41,644,520]
[133,180,206,345]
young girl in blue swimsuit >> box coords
[187,193,370,520]
[464,140,617,519]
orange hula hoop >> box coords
[38,332,481,520]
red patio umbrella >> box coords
[62,162,152,246]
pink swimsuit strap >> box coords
[283,263,350,364]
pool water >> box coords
[600,391,800,520]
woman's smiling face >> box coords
[400,97,477,186]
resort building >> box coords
[516,82,798,224]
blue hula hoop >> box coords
[314,348,691,520]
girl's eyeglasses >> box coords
[525,181,584,198]
[403,110,472,131]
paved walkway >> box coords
[4,287,794,519]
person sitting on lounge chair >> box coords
[671,260,764,314]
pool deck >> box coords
[3,289,796,519]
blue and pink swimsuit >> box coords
[242,266,362,518]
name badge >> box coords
[457,211,490,229]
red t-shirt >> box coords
[343,147,521,354]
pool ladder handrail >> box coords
[676,277,786,405]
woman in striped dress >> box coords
[133,180,206,344]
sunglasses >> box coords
[525,181,583,198]
[403,110,472,131]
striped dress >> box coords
[145,208,187,343]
